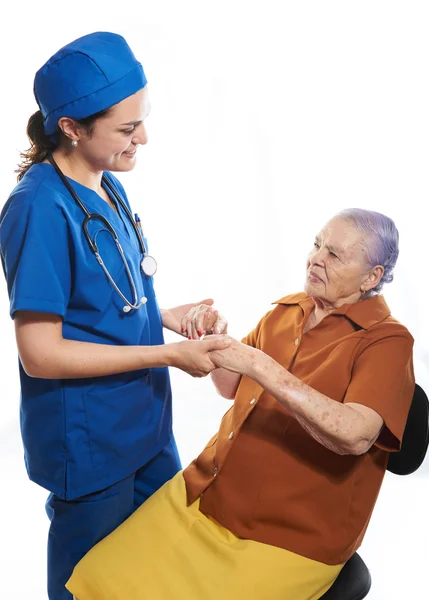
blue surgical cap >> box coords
[34,32,147,136]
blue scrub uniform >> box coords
[0,163,181,598]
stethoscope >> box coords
[48,154,157,313]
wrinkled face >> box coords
[304,218,377,307]
[76,87,150,172]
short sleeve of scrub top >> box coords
[1,176,72,318]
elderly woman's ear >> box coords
[362,265,385,294]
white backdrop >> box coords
[1,1,428,598]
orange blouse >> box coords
[183,293,415,564]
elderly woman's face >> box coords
[305,218,374,307]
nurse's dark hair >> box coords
[16,107,112,181]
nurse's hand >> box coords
[170,336,232,377]
[181,303,228,340]
[161,298,225,338]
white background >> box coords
[1,1,428,598]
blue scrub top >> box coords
[0,163,172,500]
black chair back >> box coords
[387,383,429,475]
[319,383,429,600]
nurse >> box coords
[0,31,229,600]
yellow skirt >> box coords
[67,472,343,600]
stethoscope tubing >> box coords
[47,154,150,312]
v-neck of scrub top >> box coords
[42,164,139,254]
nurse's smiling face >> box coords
[69,87,150,173]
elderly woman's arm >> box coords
[254,356,383,455]
[210,369,241,399]
[210,339,384,456]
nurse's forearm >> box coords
[15,311,174,378]
[21,337,175,379]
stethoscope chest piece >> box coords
[141,255,157,277]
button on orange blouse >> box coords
[183,293,415,565]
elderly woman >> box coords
[67,208,414,600]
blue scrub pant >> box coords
[45,437,181,600]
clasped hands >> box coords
[162,299,262,377]
[180,301,261,377]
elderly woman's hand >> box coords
[208,336,264,377]
[181,304,228,340]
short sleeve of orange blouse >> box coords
[241,310,272,347]
[344,332,414,451]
